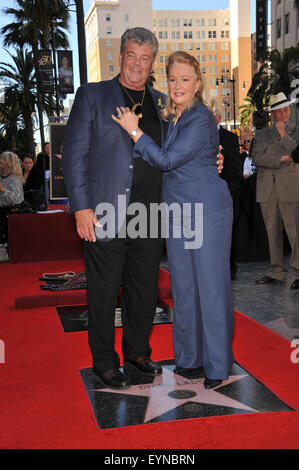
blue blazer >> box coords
[62,75,167,236]
[133,102,233,214]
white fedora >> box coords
[269,92,294,111]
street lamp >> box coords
[216,75,236,129]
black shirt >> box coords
[120,83,162,205]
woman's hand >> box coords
[217,146,224,174]
[111,107,141,140]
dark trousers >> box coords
[83,235,164,372]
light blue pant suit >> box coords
[133,102,234,380]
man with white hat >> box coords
[252,92,299,289]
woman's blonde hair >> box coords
[0,151,24,183]
[162,51,206,120]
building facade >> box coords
[271,0,299,51]
[85,0,153,82]
[85,0,252,127]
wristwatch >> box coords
[131,128,140,138]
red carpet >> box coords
[0,259,299,449]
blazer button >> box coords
[129,165,133,169]
[126,188,130,192]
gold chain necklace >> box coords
[121,84,146,118]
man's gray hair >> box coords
[120,27,159,59]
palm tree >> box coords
[238,96,257,131]
[1,0,70,144]
[0,87,22,151]
[0,49,36,155]
[248,47,299,111]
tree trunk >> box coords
[32,41,45,148]
[76,0,88,84]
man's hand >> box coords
[75,208,100,243]
[275,121,286,138]
[217,145,224,174]
[280,155,293,163]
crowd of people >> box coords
[1,26,299,393]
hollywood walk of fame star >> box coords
[92,366,256,423]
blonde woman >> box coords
[0,151,24,207]
[112,51,234,389]
[0,152,24,261]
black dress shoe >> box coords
[290,279,299,290]
[124,356,162,376]
[93,367,131,389]
[255,276,283,285]
[204,377,222,389]
[174,366,204,379]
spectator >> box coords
[36,142,50,203]
[212,103,243,280]
[252,92,299,289]
[22,154,45,210]
[22,154,44,192]
[243,139,257,179]
[0,151,24,261]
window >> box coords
[183,19,192,27]
[210,88,218,97]
[196,31,205,39]
[277,18,281,38]
[108,64,114,73]
[209,54,217,62]
[107,26,112,34]
[124,14,129,22]
[158,18,167,27]
[209,65,218,74]
[184,31,193,39]
[196,18,205,27]
[208,31,217,39]
[160,67,165,75]
[159,43,168,51]
[172,43,181,51]
[221,42,229,50]
[201,66,206,74]
[284,13,290,35]
[222,88,231,96]
[107,39,112,47]
[208,18,216,26]
[107,52,113,60]
[106,13,111,21]
[171,18,180,27]
[208,43,217,50]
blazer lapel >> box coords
[110,75,133,154]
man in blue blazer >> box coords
[62,28,168,389]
